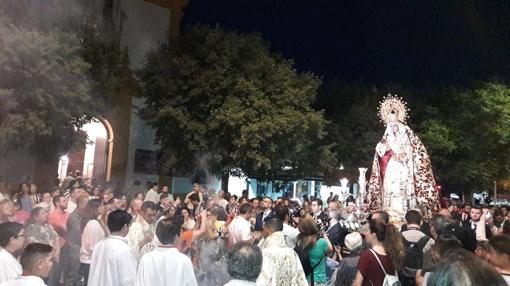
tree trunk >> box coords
[221,173,229,193]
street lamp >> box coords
[358,168,367,196]
[358,167,368,208]
[340,177,349,201]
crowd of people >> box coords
[0,174,510,286]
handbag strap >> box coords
[369,249,388,275]
[309,255,324,286]
[312,255,324,270]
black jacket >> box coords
[326,222,349,246]
[462,220,492,241]
[254,210,275,231]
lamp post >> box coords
[340,178,349,201]
[358,167,367,206]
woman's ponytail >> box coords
[383,223,405,270]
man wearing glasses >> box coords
[0,222,25,283]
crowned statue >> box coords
[365,95,439,221]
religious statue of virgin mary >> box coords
[365,95,439,221]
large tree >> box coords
[0,14,101,187]
[138,25,336,188]
[416,82,510,196]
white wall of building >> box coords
[119,0,170,187]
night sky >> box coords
[183,0,510,87]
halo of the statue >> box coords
[377,94,409,125]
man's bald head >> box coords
[438,208,451,218]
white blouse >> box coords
[80,220,106,264]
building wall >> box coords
[118,0,170,188]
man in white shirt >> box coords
[217,190,229,210]
[228,203,254,248]
[224,242,263,286]
[127,201,157,258]
[88,210,137,286]
[184,184,204,215]
[184,183,204,205]
[257,219,308,286]
[135,216,198,286]
[144,183,160,204]
[0,222,24,283]
[273,205,299,249]
[1,243,54,286]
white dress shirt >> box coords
[228,216,252,247]
[66,200,77,214]
[261,209,272,222]
[80,220,106,264]
[470,220,488,241]
[0,248,22,283]
[0,275,46,286]
[88,235,138,286]
[282,224,299,249]
[218,199,229,210]
[135,247,197,286]
[144,189,160,204]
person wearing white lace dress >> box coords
[257,218,308,286]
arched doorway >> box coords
[57,118,114,183]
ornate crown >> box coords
[377,94,409,125]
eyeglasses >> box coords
[15,234,24,238]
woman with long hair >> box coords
[28,183,39,206]
[204,204,228,240]
[180,208,196,231]
[14,183,32,212]
[197,205,230,286]
[135,191,145,201]
[352,219,405,286]
[296,214,333,286]
[79,199,107,285]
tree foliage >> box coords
[416,83,510,193]
[137,25,336,181]
[0,15,100,160]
